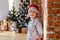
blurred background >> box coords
[0,0,43,40]
[1,0,60,40]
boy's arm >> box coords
[36,20,43,38]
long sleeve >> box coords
[27,18,43,40]
[35,19,43,38]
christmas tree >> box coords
[7,5,17,21]
[17,0,30,28]
[7,0,30,28]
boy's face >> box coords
[29,11,38,19]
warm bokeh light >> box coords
[9,0,13,11]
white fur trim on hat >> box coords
[28,7,39,14]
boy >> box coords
[27,5,43,40]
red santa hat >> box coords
[28,4,39,14]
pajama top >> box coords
[27,18,43,40]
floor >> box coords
[0,31,27,40]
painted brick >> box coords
[57,3,60,8]
[47,3,57,8]
[56,21,60,26]
[48,16,56,21]
[32,2,37,5]
[55,26,60,33]
[48,21,56,26]
[32,0,38,2]
[37,0,41,4]
[47,33,57,38]
[57,16,60,21]
[48,9,57,14]
[57,0,60,2]
[47,27,55,32]
[57,9,60,13]
[57,34,60,38]
[48,0,57,2]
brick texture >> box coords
[47,0,60,40]
[48,15,56,21]
[47,3,57,8]
[48,0,57,2]
[48,9,57,14]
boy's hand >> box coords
[35,36,40,40]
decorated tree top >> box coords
[7,5,17,21]
[17,0,30,28]
[7,0,30,28]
